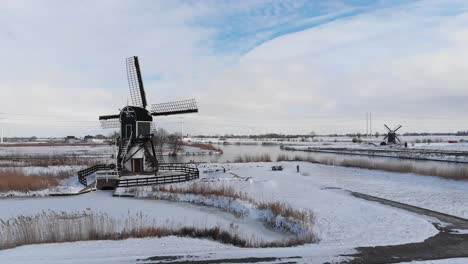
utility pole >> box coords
[179,117,184,141]
[370,112,372,137]
[366,112,369,137]
[0,115,6,144]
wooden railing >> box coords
[78,164,113,186]
[117,163,199,188]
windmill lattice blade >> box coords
[126,56,147,108]
[99,118,120,129]
[151,99,198,116]
[394,125,403,132]
[383,135,389,140]
[99,114,120,120]
[396,136,401,142]
[384,124,391,131]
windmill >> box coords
[382,124,402,145]
[99,56,198,176]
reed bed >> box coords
[0,210,249,249]
[154,182,313,229]
[0,168,72,192]
[0,209,313,250]
[183,143,223,154]
[233,153,272,163]
[0,155,103,167]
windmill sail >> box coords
[150,99,198,116]
[99,114,120,129]
[126,56,147,108]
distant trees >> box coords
[167,133,182,155]
[153,128,168,148]
[152,128,182,156]
[108,131,119,140]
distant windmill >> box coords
[383,124,402,145]
[99,56,198,175]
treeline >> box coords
[194,132,468,138]
[194,133,319,139]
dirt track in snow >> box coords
[343,191,468,264]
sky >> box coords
[0,0,468,137]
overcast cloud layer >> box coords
[0,0,467,137]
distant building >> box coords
[84,135,94,143]
[65,136,81,144]
[95,134,106,140]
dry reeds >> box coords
[0,169,71,192]
[184,143,223,154]
[0,155,102,167]
[0,210,312,250]
[153,182,313,229]
[233,154,272,163]
[0,210,248,250]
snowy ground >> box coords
[4,162,468,263]
[0,236,347,264]
[219,162,468,220]
[200,164,440,247]
[1,160,468,263]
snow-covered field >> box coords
[1,143,468,263]
[4,160,468,262]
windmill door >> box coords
[125,125,133,139]
[132,158,143,173]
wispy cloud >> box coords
[0,0,467,136]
